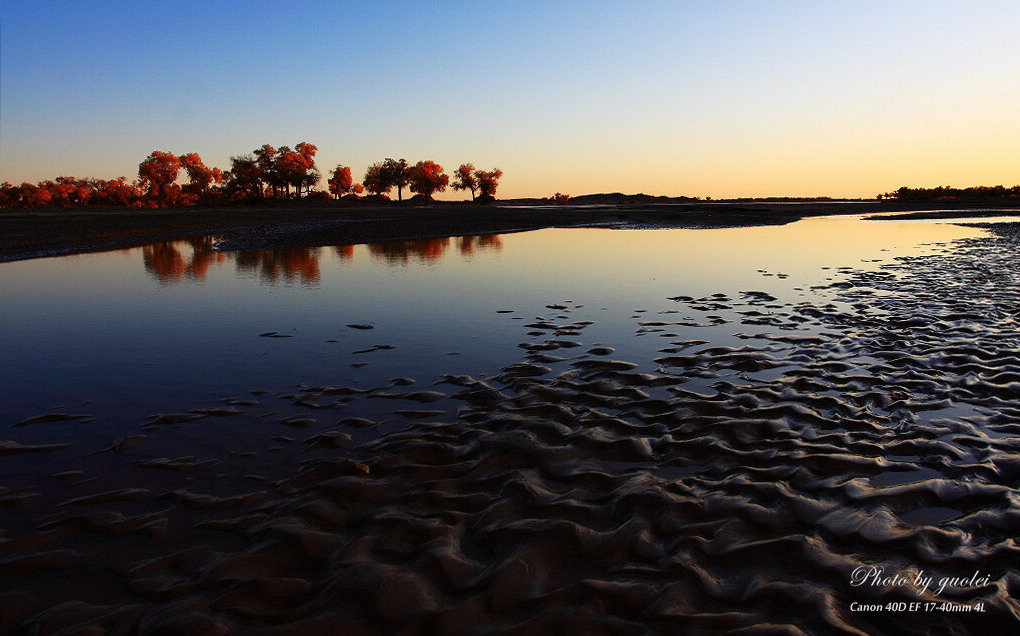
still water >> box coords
[0,216,988,441]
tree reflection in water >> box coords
[368,238,451,264]
[369,234,504,264]
[235,247,322,284]
[459,234,503,256]
[142,237,227,283]
[141,233,503,283]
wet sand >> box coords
[3,223,1020,634]
[4,198,1019,262]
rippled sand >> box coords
[3,226,1020,634]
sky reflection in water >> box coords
[0,216,990,443]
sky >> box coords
[1,0,1018,199]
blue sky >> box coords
[2,0,1018,198]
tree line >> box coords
[0,142,502,209]
[877,185,1020,200]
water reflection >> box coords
[142,237,228,283]
[459,234,503,256]
[235,248,322,284]
[369,238,451,264]
[140,233,504,284]
[369,235,504,264]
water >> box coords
[0,216,991,462]
[2,214,1018,634]
[0,216,986,431]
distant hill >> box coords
[498,193,699,206]
[499,193,864,206]
[566,192,699,205]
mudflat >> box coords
[4,198,1018,261]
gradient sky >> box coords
[2,0,1017,199]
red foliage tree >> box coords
[475,168,503,199]
[363,162,390,197]
[275,143,319,198]
[18,182,52,207]
[99,177,139,206]
[0,182,17,208]
[294,142,320,197]
[408,160,449,202]
[138,151,181,208]
[452,163,477,200]
[179,152,221,201]
[328,165,354,199]
[43,178,75,207]
[74,178,96,206]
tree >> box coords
[274,146,296,197]
[363,162,391,197]
[275,142,318,198]
[179,152,221,202]
[475,168,503,200]
[45,178,77,207]
[253,144,279,197]
[99,177,139,206]
[381,158,410,201]
[138,151,180,208]
[0,182,18,208]
[452,163,478,200]
[408,160,449,202]
[74,178,97,206]
[328,165,354,199]
[295,142,320,197]
[226,154,263,201]
[18,182,52,207]
[300,167,321,197]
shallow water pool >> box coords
[0,215,987,429]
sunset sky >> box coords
[2,0,1017,199]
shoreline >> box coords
[4,199,1020,262]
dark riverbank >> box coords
[4,198,1020,262]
